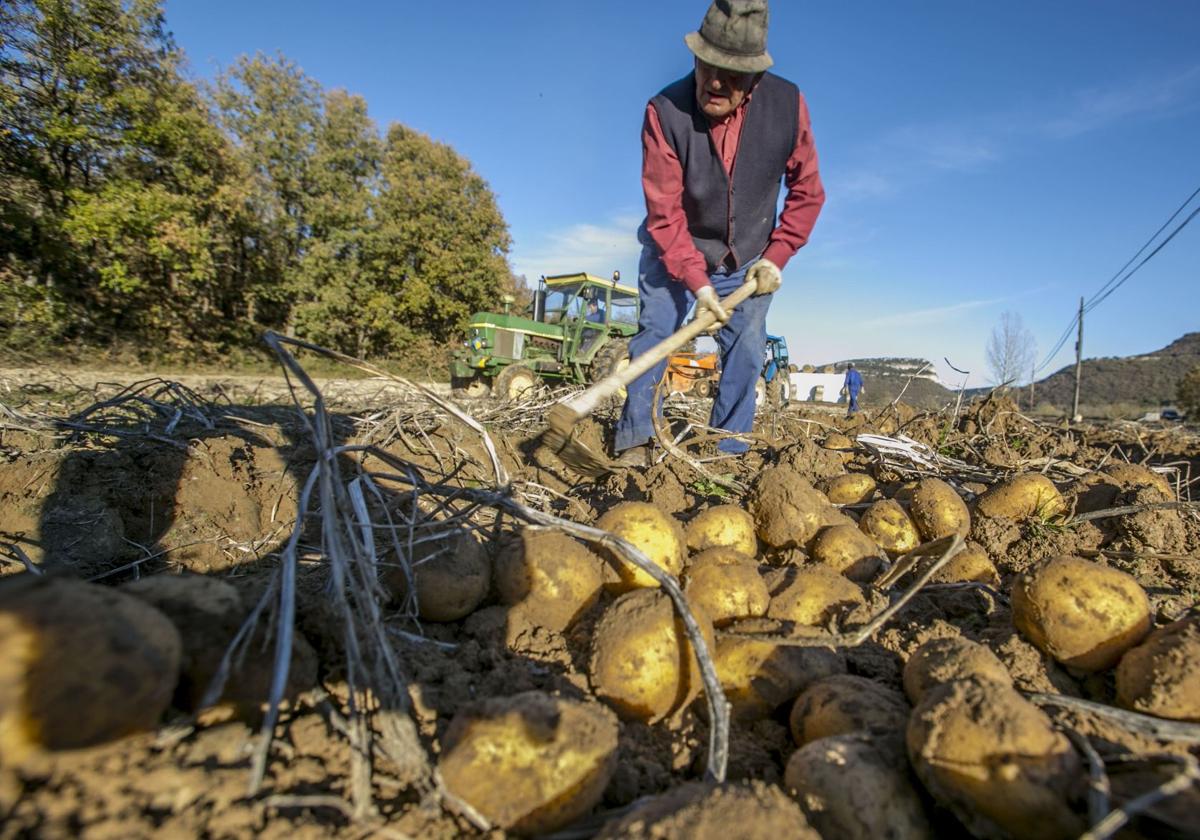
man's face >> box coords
[694,58,755,119]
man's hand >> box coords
[747,258,782,295]
[694,285,730,326]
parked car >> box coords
[1160,408,1182,422]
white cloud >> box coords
[1042,65,1200,139]
[859,297,1005,330]
[512,214,643,282]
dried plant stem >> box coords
[1080,753,1200,840]
[1029,693,1200,744]
[1071,500,1200,524]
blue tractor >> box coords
[754,334,792,408]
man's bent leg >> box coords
[709,265,771,454]
[614,246,691,452]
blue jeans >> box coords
[615,242,772,454]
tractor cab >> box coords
[539,272,639,361]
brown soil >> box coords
[0,368,1198,838]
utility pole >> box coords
[1071,296,1084,422]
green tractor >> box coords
[450,271,639,401]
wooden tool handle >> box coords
[561,278,759,419]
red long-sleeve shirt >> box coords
[642,89,825,293]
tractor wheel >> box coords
[754,378,767,407]
[591,339,631,405]
[494,364,539,403]
[451,375,490,399]
[695,378,713,399]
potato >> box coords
[785,734,932,840]
[383,529,491,622]
[818,473,876,505]
[765,564,866,627]
[438,691,618,835]
[123,574,317,718]
[907,679,1082,840]
[714,631,846,720]
[1115,613,1200,721]
[748,466,834,550]
[928,542,1000,587]
[493,529,604,631]
[789,675,909,747]
[809,524,882,582]
[596,501,685,590]
[1072,463,1174,513]
[589,588,714,722]
[684,504,757,559]
[684,560,768,627]
[595,780,821,840]
[1012,555,1151,672]
[823,433,855,464]
[0,575,181,763]
[902,637,1011,704]
[909,478,970,540]
[975,473,1065,520]
[686,545,754,572]
[858,499,920,555]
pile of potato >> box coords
[5,425,1196,839]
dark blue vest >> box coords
[649,71,799,272]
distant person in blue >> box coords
[843,362,864,415]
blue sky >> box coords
[164,0,1200,387]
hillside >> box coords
[1032,332,1200,409]
[815,357,959,410]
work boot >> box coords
[612,444,650,469]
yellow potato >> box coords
[1012,555,1150,672]
[748,466,834,550]
[384,529,492,622]
[765,564,866,627]
[1115,613,1200,721]
[686,545,754,572]
[123,574,317,718]
[809,524,883,582]
[589,588,714,723]
[975,473,1066,520]
[684,504,758,559]
[438,691,618,835]
[818,473,876,505]
[789,675,910,747]
[595,780,821,839]
[907,679,1082,840]
[684,560,769,627]
[714,631,845,720]
[928,542,1000,587]
[902,636,1012,704]
[785,734,933,840]
[596,501,686,590]
[858,499,920,555]
[908,478,970,540]
[823,433,856,464]
[1072,463,1174,513]
[493,528,604,631]
[0,575,181,763]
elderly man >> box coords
[614,0,825,466]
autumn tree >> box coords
[0,0,244,354]
[369,124,514,350]
[986,311,1037,388]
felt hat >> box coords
[684,0,773,74]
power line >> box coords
[1033,183,1200,374]
[1084,202,1200,313]
[1083,184,1200,312]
